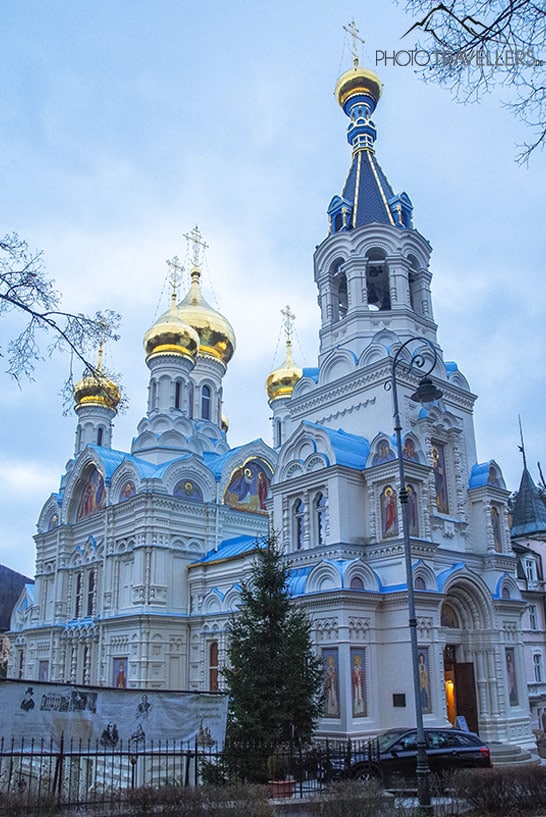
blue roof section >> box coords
[86,445,191,481]
[436,562,466,591]
[287,566,314,596]
[342,150,396,228]
[302,367,319,382]
[192,534,262,564]
[302,421,370,469]
[469,461,502,489]
[445,361,459,377]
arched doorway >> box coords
[440,580,495,735]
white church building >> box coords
[9,58,534,750]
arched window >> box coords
[96,427,104,446]
[350,576,364,590]
[188,381,194,418]
[315,492,327,545]
[534,653,544,683]
[294,500,305,549]
[174,380,182,409]
[201,385,211,420]
[150,379,158,410]
[275,419,282,448]
[407,254,420,314]
[209,641,219,692]
[336,274,348,320]
[75,572,83,618]
[87,570,95,617]
[415,576,426,590]
[366,248,390,311]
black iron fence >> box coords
[0,735,379,814]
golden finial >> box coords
[343,19,365,68]
[266,305,302,402]
[183,225,209,279]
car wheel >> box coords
[351,762,380,782]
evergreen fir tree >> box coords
[223,535,322,779]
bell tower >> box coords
[315,57,437,368]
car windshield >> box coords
[377,729,411,752]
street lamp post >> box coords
[388,336,443,813]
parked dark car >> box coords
[319,727,491,785]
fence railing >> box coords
[0,735,378,813]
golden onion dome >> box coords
[74,347,121,411]
[266,342,302,402]
[335,65,382,111]
[177,269,235,364]
[144,292,200,362]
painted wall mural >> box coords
[174,480,203,502]
[223,460,271,513]
[323,648,340,718]
[350,648,366,717]
[76,467,106,520]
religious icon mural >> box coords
[432,441,449,514]
[323,648,340,718]
[113,657,128,689]
[372,440,396,465]
[488,465,500,487]
[119,480,136,502]
[505,647,518,706]
[402,436,420,462]
[48,513,59,531]
[223,459,271,513]
[407,483,419,536]
[381,485,398,538]
[440,603,459,629]
[491,506,502,551]
[350,648,366,717]
[76,467,106,520]
[174,479,203,502]
[418,648,431,714]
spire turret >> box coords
[73,342,120,454]
[266,305,302,402]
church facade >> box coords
[9,59,535,750]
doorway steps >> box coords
[489,742,540,766]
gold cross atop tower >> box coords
[343,19,365,68]
[183,225,209,271]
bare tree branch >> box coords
[1,232,124,408]
[399,1,546,162]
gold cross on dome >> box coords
[183,225,209,270]
[281,304,295,345]
[166,255,183,298]
[343,19,365,68]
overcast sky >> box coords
[2,0,545,578]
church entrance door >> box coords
[444,645,479,733]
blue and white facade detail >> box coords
[9,61,533,750]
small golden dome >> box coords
[144,293,200,362]
[266,307,302,401]
[266,357,303,401]
[335,66,382,110]
[221,414,229,433]
[178,269,235,364]
[74,347,121,411]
